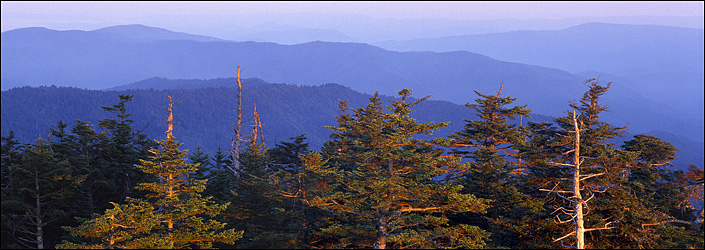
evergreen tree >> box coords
[520,78,637,248]
[55,119,115,217]
[513,120,571,248]
[2,132,25,249]
[448,82,540,248]
[615,135,704,248]
[97,94,156,201]
[1,131,22,191]
[268,134,319,248]
[188,144,211,180]
[210,146,232,171]
[302,89,489,249]
[57,95,242,249]
[227,134,283,248]
[2,138,84,249]
[203,146,236,206]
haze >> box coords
[2,1,703,42]
[1,1,703,168]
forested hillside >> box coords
[0,79,488,155]
[2,78,702,249]
[2,77,701,170]
[4,25,702,142]
[1,23,703,250]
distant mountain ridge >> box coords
[1,79,700,171]
[92,24,225,42]
[1,24,702,143]
[374,22,704,74]
[106,77,270,90]
[2,79,487,157]
[373,22,705,126]
[236,28,357,44]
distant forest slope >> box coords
[2,25,702,142]
[2,78,700,171]
[374,23,705,119]
[1,78,486,155]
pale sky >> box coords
[2,1,703,32]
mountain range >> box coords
[2,78,701,171]
[1,23,702,169]
[374,22,704,121]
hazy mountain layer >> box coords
[1,24,702,142]
[2,79,701,171]
[374,22,705,125]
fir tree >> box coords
[97,94,156,202]
[2,138,84,249]
[57,95,242,249]
[268,134,319,248]
[522,78,637,248]
[448,82,539,248]
[188,144,211,180]
[302,89,489,249]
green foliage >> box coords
[228,135,280,248]
[56,98,242,249]
[1,138,84,249]
[188,144,211,180]
[302,89,490,248]
[449,83,536,248]
[2,79,703,249]
[202,146,236,206]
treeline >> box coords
[1,78,703,249]
[2,79,510,156]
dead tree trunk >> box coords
[541,110,615,249]
[251,103,265,147]
[228,66,244,175]
[35,166,44,249]
[571,110,585,249]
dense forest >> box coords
[1,77,703,249]
[2,77,577,165]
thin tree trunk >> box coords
[375,215,388,249]
[571,110,585,249]
[35,167,44,249]
[230,66,243,174]
[375,160,395,249]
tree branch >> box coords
[579,172,605,182]
[553,231,576,242]
[584,221,617,232]
[397,206,441,213]
[641,219,699,229]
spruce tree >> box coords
[57,95,242,249]
[521,78,637,248]
[97,94,156,202]
[448,82,539,248]
[188,144,211,180]
[1,138,84,249]
[1,131,23,249]
[228,134,280,249]
[302,89,489,249]
[614,135,703,248]
[57,119,115,217]
[203,146,235,206]
[268,134,319,248]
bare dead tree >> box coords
[251,102,265,148]
[540,110,616,249]
[162,95,184,139]
[227,66,244,175]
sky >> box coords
[2,1,704,32]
